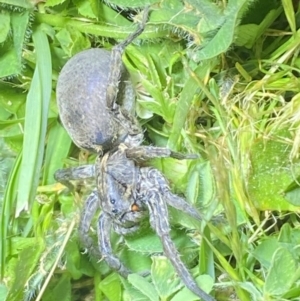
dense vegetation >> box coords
[1,0,300,300]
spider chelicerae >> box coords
[55,6,215,301]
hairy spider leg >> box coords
[54,164,95,190]
[151,168,204,221]
[125,145,199,161]
[139,168,216,301]
[98,213,131,278]
[106,6,150,109]
[78,189,100,257]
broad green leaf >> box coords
[55,27,91,57]
[45,0,68,6]
[248,134,300,211]
[128,273,159,301]
[235,8,282,49]
[0,83,25,114]
[0,11,10,43]
[283,176,300,206]
[120,248,152,273]
[264,247,296,296]
[43,274,71,301]
[73,0,97,19]
[125,229,163,253]
[237,282,262,300]
[171,274,214,301]
[122,277,151,301]
[252,238,281,269]
[151,256,181,298]
[0,283,8,301]
[278,223,300,245]
[99,273,122,301]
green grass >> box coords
[1,0,300,300]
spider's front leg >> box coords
[139,168,215,301]
[54,164,95,190]
[78,189,100,257]
[54,164,101,256]
[97,213,131,278]
[123,144,203,220]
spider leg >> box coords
[140,170,215,301]
[98,213,131,278]
[150,168,204,221]
[106,6,149,109]
[54,164,95,190]
[78,189,100,257]
[165,192,204,221]
[125,145,198,161]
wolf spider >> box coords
[55,6,215,301]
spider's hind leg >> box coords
[125,145,198,161]
[139,168,215,301]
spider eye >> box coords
[110,198,116,204]
[112,209,118,214]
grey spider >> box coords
[55,6,215,301]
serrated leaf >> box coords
[191,0,250,60]
[0,11,10,43]
[0,0,34,9]
[0,10,31,78]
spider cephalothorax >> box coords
[55,6,215,301]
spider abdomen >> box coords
[56,48,136,152]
